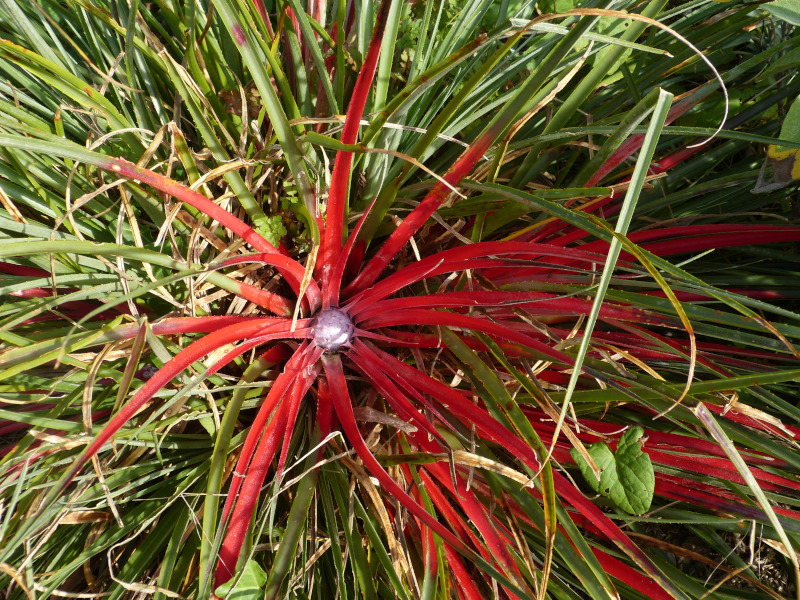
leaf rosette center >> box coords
[311,308,354,351]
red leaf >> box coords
[221,253,322,311]
[346,241,602,309]
[320,353,469,554]
[345,131,499,295]
[356,290,673,328]
[326,196,378,309]
[218,341,313,532]
[100,158,309,298]
[348,339,445,443]
[321,0,393,292]
[370,346,682,595]
[216,343,318,585]
[40,318,304,517]
[359,308,572,365]
[276,354,322,479]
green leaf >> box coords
[537,0,579,12]
[256,215,288,248]
[571,426,655,515]
[214,559,268,600]
[764,0,800,25]
[772,96,800,156]
[755,96,800,193]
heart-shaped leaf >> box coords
[214,559,267,600]
[571,426,654,515]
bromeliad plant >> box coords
[1,0,800,599]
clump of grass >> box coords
[0,1,799,599]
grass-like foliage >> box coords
[1,1,799,599]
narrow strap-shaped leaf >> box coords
[443,545,485,600]
[320,352,468,554]
[10,318,300,554]
[327,195,376,308]
[264,386,330,600]
[198,346,291,598]
[322,0,392,295]
[354,290,673,327]
[551,89,675,460]
[345,15,600,296]
[359,308,573,366]
[276,360,322,480]
[217,364,320,589]
[213,0,318,238]
[346,240,603,311]
[371,346,690,600]
[216,341,311,530]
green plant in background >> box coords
[0,1,799,599]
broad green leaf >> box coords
[764,0,800,25]
[214,559,267,600]
[571,426,655,515]
[771,96,800,156]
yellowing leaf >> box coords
[754,96,800,193]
